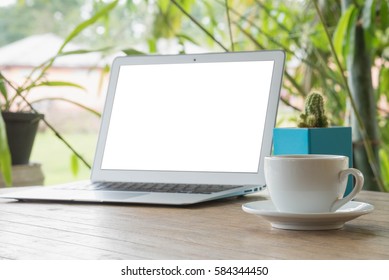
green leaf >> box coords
[159,0,170,13]
[344,7,359,68]
[103,64,110,73]
[362,0,376,29]
[183,0,195,11]
[176,33,199,46]
[0,114,12,186]
[379,148,389,191]
[310,24,329,52]
[122,48,145,55]
[147,38,157,53]
[381,0,389,30]
[379,67,389,99]
[35,81,86,91]
[0,76,8,100]
[333,4,357,66]
[125,0,136,11]
[30,97,101,117]
[58,47,112,57]
[70,153,79,177]
[57,0,119,54]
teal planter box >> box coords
[273,127,353,195]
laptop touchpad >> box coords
[92,191,146,201]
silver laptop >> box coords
[0,50,285,205]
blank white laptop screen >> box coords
[101,60,274,173]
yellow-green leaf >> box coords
[58,47,112,57]
[0,114,12,186]
[379,148,389,191]
[148,38,157,53]
[0,76,8,100]
[333,4,357,66]
[122,48,145,55]
[344,8,359,68]
[159,0,170,13]
[70,153,79,177]
[30,97,101,117]
[380,67,389,99]
[35,81,86,91]
[58,0,119,54]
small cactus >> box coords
[298,91,329,128]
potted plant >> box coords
[0,0,118,187]
[273,91,353,195]
[0,75,45,167]
[0,55,92,187]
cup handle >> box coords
[330,168,364,212]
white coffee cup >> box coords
[264,155,364,213]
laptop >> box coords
[0,50,285,205]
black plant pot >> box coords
[1,111,43,165]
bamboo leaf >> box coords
[23,2,114,89]
[381,0,389,30]
[333,4,357,66]
[176,33,199,46]
[379,148,389,191]
[159,0,170,13]
[147,38,157,53]
[0,114,12,186]
[58,47,112,57]
[34,81,86,91]
[380,67,389,99]
[57,0,119,54]
[70,153,80,177]
[344,7,359,68]
[122,48,146,55]
[30,97,101,117]
[183,0,196,11]
[170,0,229,51]
[0,76,8,100]
[97,64,110,96]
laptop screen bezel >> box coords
[91,51,285,186]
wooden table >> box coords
[0,188,388,260]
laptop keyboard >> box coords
[60,182,242,194]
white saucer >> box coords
[242,200,374,230]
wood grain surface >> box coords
[0,188,388,260]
